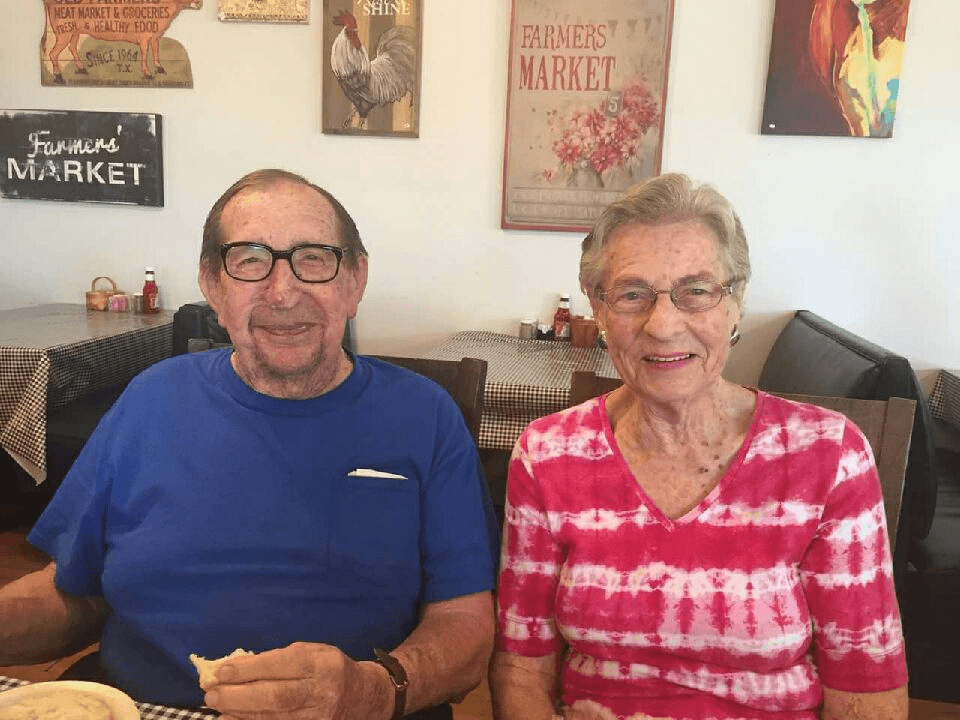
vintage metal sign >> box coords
[0,110,164,206]
[39,0,201,88]
[501,0,675,232]
[321,0,422,137]
[218,0,308,23]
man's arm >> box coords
[391,590,494,712]
[205,591,494,720]
[0,563,108,665]
[821,685,908,720]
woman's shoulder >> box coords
[517,395,612,457]
[529,395,606,431]
[756,389,851,423]
[750,389,861,448]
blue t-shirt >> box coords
[29,350,499,706]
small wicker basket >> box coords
[85,276,120,311]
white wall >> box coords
[1,0,957,386]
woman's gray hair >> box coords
[579,173,751,302]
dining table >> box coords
[0,675,217,719]
[0,303,175,484]
[420,330,619,451]
[930,368,960,431]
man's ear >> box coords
[345,255,368,320]
[198,263,222,315]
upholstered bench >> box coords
[758,310,960,701]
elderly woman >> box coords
[490,173,908,720]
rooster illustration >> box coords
[330,11,417,130]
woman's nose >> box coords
[641,292,684,338]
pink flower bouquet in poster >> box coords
[501,0,675,232]
[544,73,661,187]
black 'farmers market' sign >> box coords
[0,109,163,206]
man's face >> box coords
[199,180,367,397]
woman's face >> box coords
[590,220,741,408]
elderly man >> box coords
[0,169,499,719]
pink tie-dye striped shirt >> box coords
[496,391,907,720]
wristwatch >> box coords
[373,647,409,720]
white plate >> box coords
[0,680,140,719]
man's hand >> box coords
[203,642,391,720]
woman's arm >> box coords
[0,563,108,664]
[489,649,559,720]
[821,685,907,720]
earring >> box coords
[598,329,608,350]
[730,325,741,347]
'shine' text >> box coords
[356,0,412,16]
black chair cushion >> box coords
[758,310,939,543]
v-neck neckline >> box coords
[597,390,765,528]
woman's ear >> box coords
[586,288,604,322]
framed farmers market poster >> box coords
[501,0,674,232]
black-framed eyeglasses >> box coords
[597,279,739,314]
[220,242,348,283]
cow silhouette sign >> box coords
[40,0,202,88]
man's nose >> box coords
[263,257,300,302]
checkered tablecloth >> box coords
[420,330,619,450]
[930,368,960,429]
[0,676,218,719]
[0,304,174,483]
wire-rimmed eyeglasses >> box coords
[220,242,349,283]
[597,279,739,314]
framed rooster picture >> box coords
[321,0,422,137]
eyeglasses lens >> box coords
[290,247,341,282]
[224,245,272,281]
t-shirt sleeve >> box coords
[419,393,500,603]
[799,417,908,692]
[27,399,122,598]
[496,430,562,658]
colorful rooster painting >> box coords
[761,0,911,137]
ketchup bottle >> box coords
[142,267,159,314]
[553,293,571,340]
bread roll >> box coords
[189,648,253,689]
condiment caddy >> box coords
[517,293,599,347]
[84,267,160,313]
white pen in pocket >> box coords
[347,468,408,479]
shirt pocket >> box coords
[329,473,421,588]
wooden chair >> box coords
[570,369,623,407]
[567,371,915,552]
[370,356,487,444]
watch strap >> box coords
[373,647,408,720]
